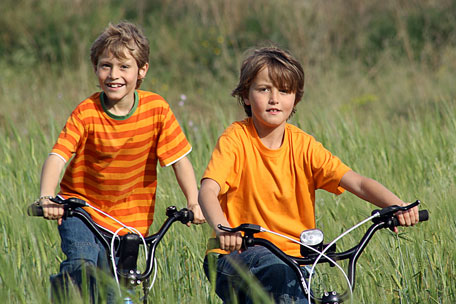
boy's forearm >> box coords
[198,180,230,233]
[199,180,243,251]
[171,157,198,206]
[171,157,206,225]
[340,171,404,208]
[198,195,228,232]
[40,154,66,197]
[359,178,403,208]
[340,171,419,228]
[40,154,66,224]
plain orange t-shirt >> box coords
[203,118,351,256]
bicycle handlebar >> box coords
[390,209,428,227]
[27,203,44,216]
[219,204,428,235]
[217,202,429,304]
[27,196,194,287]
[27,197,87,217]
[27,197,194,224]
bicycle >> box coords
[217,200,429,304]
[27,196,194,304]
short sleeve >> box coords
[202,130,240,195]
[156,105,191,167]
[51,109,85,162]
[307,138,351,194]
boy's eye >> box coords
[121,65,130,69]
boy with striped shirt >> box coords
[38,21,204,300]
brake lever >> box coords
[49,197,63,204]
[217,223,262,235]
[372,200,420,218]
[218,224,262,250]
[400,200,420,211]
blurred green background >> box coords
[1,0,455,303]
[2,0,456,129]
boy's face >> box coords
[245,67,296,136]
[95,49,148,106]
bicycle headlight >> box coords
[300,229,324,247]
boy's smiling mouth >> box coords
[106,83,124,88]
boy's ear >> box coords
[243,96,251,106]
[138,63,149,79]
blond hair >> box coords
[90,21,150,88]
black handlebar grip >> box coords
[419,210,429,222]
[177,208,194,224]
[27,203,44,216]
[391,209,429,227]
[188,210,194,223]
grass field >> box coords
[1,1,455,303]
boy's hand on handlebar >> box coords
[217,230,243,252]
[41,198,64,225]
[394,202,419,232]
[187,204,206,226]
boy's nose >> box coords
[269,90,279,104]
[109,67,120,79]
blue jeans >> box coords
[50,209,116,303]
[204,246,310,304]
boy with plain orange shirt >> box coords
[198,46,419,303]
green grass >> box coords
[2,88,454,303]
[1,1,456,303]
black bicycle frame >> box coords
[66,205,192,285]
[28,197,193,302]
[218,202,428,304]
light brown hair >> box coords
[90,21,150,88]
[232,46,305,117]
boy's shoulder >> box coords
[227,118,250,130]
[285,123,322,148]
[136,89,165,101]
[222,118,252,138]
[285,123,312,137]
[136,90,173,111]
[72,92,102,112]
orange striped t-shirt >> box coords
[203,118,351,256]
[51,90,191,236]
